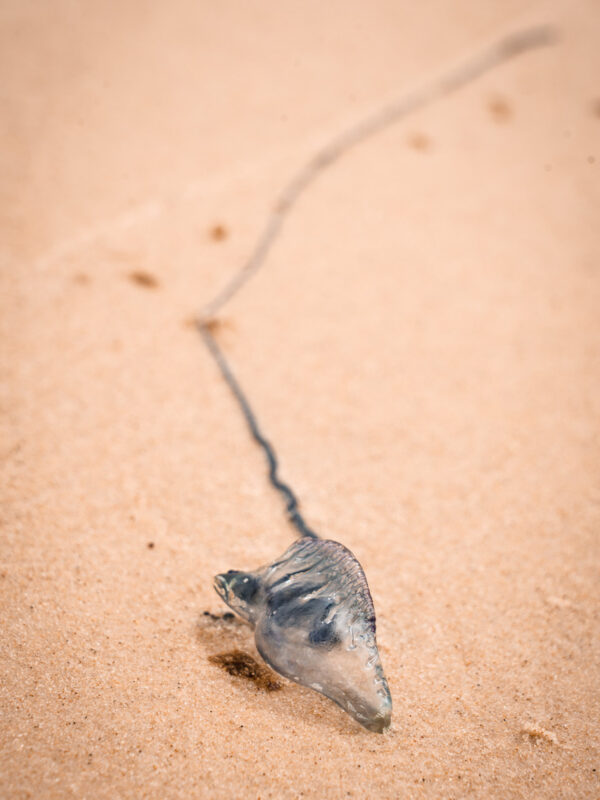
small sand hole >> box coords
[128,271,159,289]
[209,224,228,242]
[488,96,513,122]
[203,317,228,335]
[208,649,282,691]
[407,132,431,151]
[183,316,234,334]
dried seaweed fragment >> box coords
[209,649,282,691]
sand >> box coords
[1,1,599,797]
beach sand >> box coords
[1,1,599,797]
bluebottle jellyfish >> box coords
[198,27,555,732]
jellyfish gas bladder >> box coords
[213,537,392,733]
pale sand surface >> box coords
[1,1,599,797]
